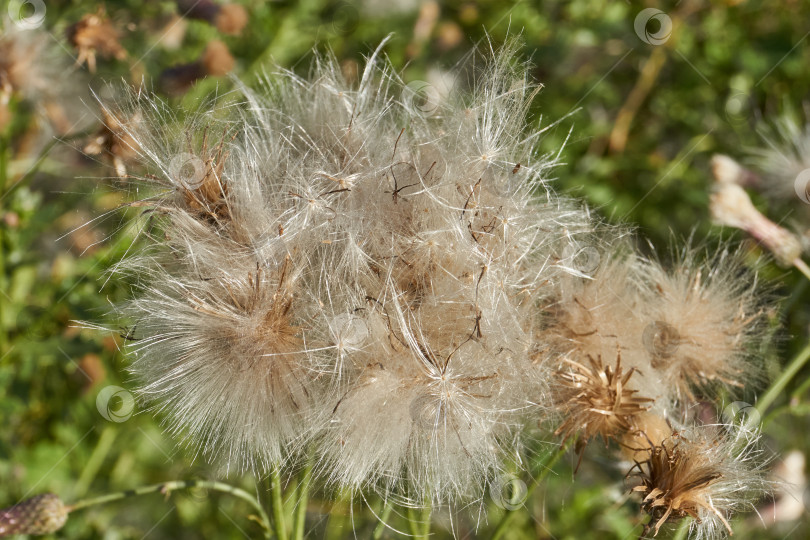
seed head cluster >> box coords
[103,43,772,534]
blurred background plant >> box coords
[1,0,809,538]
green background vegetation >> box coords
[1,0,809,538]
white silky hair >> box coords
[105,36,770,518]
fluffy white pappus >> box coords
[628,422,770,540]
[106,40,596,499]
[634,246,770,404]
[746,111,810,201]
[124,256,325,473]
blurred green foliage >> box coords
[1,0,809,538]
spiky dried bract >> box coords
[629,424,768,540]
[636,248,768,402]
[112,41,594,501]
[554,352,653,451]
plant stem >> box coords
[406,504,430,540]
[491,441,572,540]
[372,501,393,539]
[0,134,8,357]
[66,479,271,538]
[291,459,313,540]
[269,463,289,540]
[751,342,810,429]
[671,517,691,540]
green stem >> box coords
[66,479,271,538]
[751,342,810,429]
[372,502,393,540]
[491,441,572,540]
[291,459,313,540]
[0,134,8,356]
[73,427,118,499]
[406,505,430,540]
[671,517,691,540]
[269,464,289,540]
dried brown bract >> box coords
[84,108,142,178]
[67,8,127,73]
[628,426,767,540]
[555,352,653,453]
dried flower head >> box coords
[635,248,768,402]
[554,351,653,454]
[67,7,127,73]
[106,40,596,502]
[628,425,768,540]
[84,107,143,178]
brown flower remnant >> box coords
[84,108,141,178]
[555,352,653,456]
[627,425,766,540]
[631,434,730,537]
[160,40,235,96]
[176,0,248,35]
[0,494,68,537]
[67,8,127,73]
[175,126,235,226]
